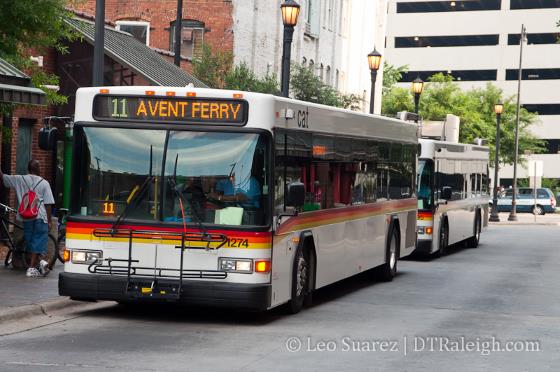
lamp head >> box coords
[494,102,504,115]
[367,49,382,71]
[281,0,301,27]
[412,76,424,95]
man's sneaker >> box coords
[26,267,41,277]
[39,260,50,276]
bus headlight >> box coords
[218,258,252,273]
[71,250,103,264]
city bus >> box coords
[59,86,419,313]
[416,138,489,256]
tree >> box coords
[290,63,362,110]
[191,44,234,89]
[0,0,76,106]
[224,62,279,95]
[382,62,408,95]
[382,73,544,165]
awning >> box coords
[65,17,208,88]
[0,84,47,106]
[0,58,47,106]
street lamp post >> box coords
[280,0,301,98]
[367,49,382,114]
[509,24,526,222]
[490,102,504,222]
[412,76,424,115]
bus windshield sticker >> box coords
[93,95,248,125]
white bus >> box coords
[59,86,418,313]
[416,139,490,256]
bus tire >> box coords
[466,212,481,248]
[436,219,449,257]
[287,247,310,314]
[378,226,398,282]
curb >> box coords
[489,222,560,226]
[0,297,88,323]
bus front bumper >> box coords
[59,272,271,311]
[414,240,434,254]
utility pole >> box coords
[174,0,183,66]
[92,0,105,86]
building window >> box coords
[508,33,560,45]
[510,0,560,10]
[397,0,502,13]
[327,0,334,30]
[309,59,315,73]
[335,69,340,89]
[320,63,324,80]
[395,34,499,48]
[545,139,560,154]
[401,70,497,81]
[15,120,34,175]
[116,20,150,45]
[340,0,349,36]
[169,20,205,60]
[302,57,307,67]
[326,66,331,85]
[304,0,321,37]
[506,69,560,80]
[522,104,560,116]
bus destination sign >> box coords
[92,95,248,125]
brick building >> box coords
[0,11,204,210]
[70,0,234,72]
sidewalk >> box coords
[0,260,74,321]
[488,212,560,226]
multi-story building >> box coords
[385,0,560,183]
[72,0,387,113]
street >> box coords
[1,223,559,371]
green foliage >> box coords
[382,62,408,95]
[193,48,362,109]
[192,44,234,89]
[381,73,544,165]
[0,0,76,110]
[224,62,279,94]
[290,63,362,110]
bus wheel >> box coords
[436,220,449,257]
[378,227,398,282]
[466,213,481,248]
[287,248,309,314]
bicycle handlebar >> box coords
[0,202,16,214]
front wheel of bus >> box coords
[287,248,309,314]
[378,228,398,282]
[436,220,449,257]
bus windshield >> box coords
[417,159,433,210]
[73,127,269,227]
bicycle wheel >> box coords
[4,249,12,267]
[47,233,60,270]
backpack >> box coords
[18,176,44,220]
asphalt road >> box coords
[1,225,559,371]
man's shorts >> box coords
[23,219,48,255]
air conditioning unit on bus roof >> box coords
[420,114,460,143]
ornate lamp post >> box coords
[412,76,424,115]
[367,48,382,114]
[280,0,301,97]
[490,102,504,222]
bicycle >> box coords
[0,202,61,270]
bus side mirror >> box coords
[39,127,58,150]
[442,186,452,200]
[286,182,305,207]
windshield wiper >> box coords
[111,175,155,233]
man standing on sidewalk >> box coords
[0,160,55,277]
